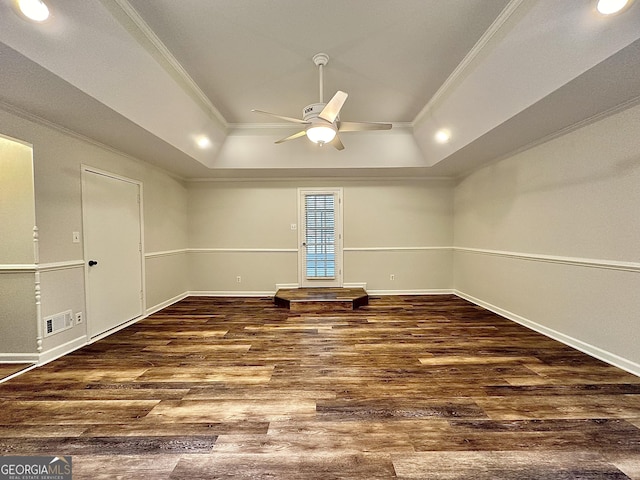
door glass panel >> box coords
[305,194,335,279]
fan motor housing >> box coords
[302,103,338,122]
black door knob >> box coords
[88,260,98,267]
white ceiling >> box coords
[1,0,640,179]
[127,0,508,124]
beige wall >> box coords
[0,108,189,359]
[454,102,640,372]
[4,97,638,375]
[0,135,37,354]
[0,273,38,355]
[0,135,35,264]
[188,179,453,293]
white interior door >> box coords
[298,188,343,287]
[82,168,143,338]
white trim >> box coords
[38,260,85,272]
[0,260,85,272]
[343,282,368,290]
[0,264,37,272]
[228,121,413,130]
[275,283,299,290]
[455,247,640,273]
[82,164,142,186]
[88,315,143,344]
[145,292,188,316]
[189,248,297,253]
[0,353,39,363]
[37,336,88,366]
[34,272,42,353]
[81,166,146,338]
[275,283,368,291]
[456,94,640,180]
[344,246,451,252]
[112,0,228,128]
[188,290,275,297]
[414,0,526,124]
[187,176,455,183]
[145,249,188,258]
[454,290,640,378]
[11,248,634,274]
[369,289,454,296]
[0,101,186,183]
[298,187,344,288]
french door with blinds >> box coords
[298,188,343,287]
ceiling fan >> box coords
[252,53,392,151]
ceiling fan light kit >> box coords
[252,53,391,151]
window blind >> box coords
[305,194,336,278]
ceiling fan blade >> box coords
[338,121,392,132]
[275,130,307,144]
[319,91,348,123]
[330,134,345,151]
[252,109,310,125]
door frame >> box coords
[81,165,145,339]
[297,187,343,288]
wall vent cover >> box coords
[44,310,73,337]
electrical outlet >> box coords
[290,223,297,230]
[236,275,242,283]
[390,274,395,281]
[75,312,83,324]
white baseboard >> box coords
[38,335,87,366]
[88,316,145,344]
[344,282,368,290]
[275,283,369,290]
[368,289,454,296]
[0,353,39,363]
[188,290,275,297]
[454,290,640,378]
[146,292,189,316]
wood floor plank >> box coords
[392,451,630,479]
[0,294,638,478]
[0,435,217,455]
[144,399,317,423]
[0,425,87,438]
[169,453,396,479]
[0,400,160,424]
[213,432,415,454]
[135,365,274,384]
[72,454,181,480]
[0,363,34,381]
[475,395,640,420]
[82,422,269,437]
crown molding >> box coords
[110,0,228,128]
[413,0,527,126]
[0,100,188,183]
[227,122,414,130]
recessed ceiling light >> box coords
[435,129,451,144]
[596,0,631,15]
[195,135,212,149]
[17,0,50,22]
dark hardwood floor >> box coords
[0,363,33,382]
[0,295,638,479]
